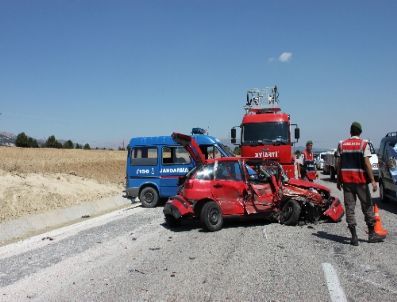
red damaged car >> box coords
[163,133,344,231]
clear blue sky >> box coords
[1,0,396,148]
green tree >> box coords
[15,132,29,147]
[27,137,39,148]
[63,140,74,149]
[75,143,82,149]
[83,143,91,150]
[45,135,62,148]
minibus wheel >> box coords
[140,187,159,208]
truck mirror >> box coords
[231,128,236,144]
[294,128,300,140]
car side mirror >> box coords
[231,128,237,144]
[294,128,300,140]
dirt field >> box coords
[0,147,126,222]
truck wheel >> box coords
[280,200,301,226]
[139,187,159,208]
[165,215,180,227]
[330,167,335,180]
[200,201,223,232]
[379,182,389,203]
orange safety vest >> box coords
[302,150,316,180]
[339,137,368,184]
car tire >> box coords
[330,167,335,180]
[164,215,180,227]
[200,201,223,232]
[379,181,389,203]
[280,200,301,226]
[139,187,159,208]
[323,165,329,175]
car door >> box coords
[127,146,159,190]
[159,145,193,197]
[384,140,397,192]
[211,160,246,215]
[243,161,275,213]
[182,163,215,201]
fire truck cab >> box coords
[231,86,300,178]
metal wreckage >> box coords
[163,133,344,231]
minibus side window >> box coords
[130,147,158,166]
[162,146,191,165]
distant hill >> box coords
[0,132,16,146]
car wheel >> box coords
[323,165,329,175]
[139,187,159,208]
[280,200,301,226]
[200,201,223,232]
[330,167,335,180]
[379,182,389,203]
[164,215,180,227]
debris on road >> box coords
[41,236,53,241]
[129,268,145,275]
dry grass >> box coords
[0,147,126,185]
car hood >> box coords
[171,132,206,165]
[287,178,331,193]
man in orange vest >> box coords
[300,140,317,181]
[336,122,385,246]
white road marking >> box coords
[322,263,347,302]
[0,203,142,260]
[262,227,268,240]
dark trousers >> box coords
[342,183,375,227]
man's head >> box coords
[350,121,362,137]
[306,140,313,151]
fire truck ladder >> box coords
[245,86,279,110]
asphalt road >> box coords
[1,172,397,301]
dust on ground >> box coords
[0,147,127,222]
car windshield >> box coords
[199,144,235,158]
[245,164,259,181]
[242,122,289,145]
[218,143,235,157]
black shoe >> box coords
[368,226,386,243]
[348,225,359,246]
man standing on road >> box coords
[300,140,317,181]
[336,122,386,246]
[295,150,303,178]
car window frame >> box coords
[161,146,192,166]
[214,160,244,182]
[130,146,158,166]
[193,163,215,181]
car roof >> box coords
[128,134,221,147]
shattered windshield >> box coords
[242,122,289,145]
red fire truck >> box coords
[231,86,300,178]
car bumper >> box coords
[163,196,194,218]
[125,187,139,198]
